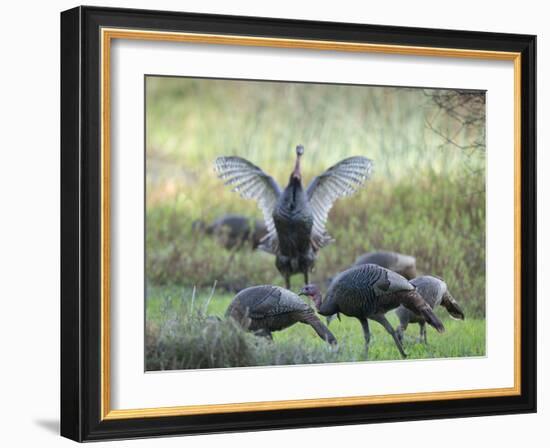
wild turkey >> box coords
[226,285,337,345]
[325,250,417,290]
[395,275,464,344]
[354,251,417,280]
[192,214,268,250]
[215,145,372,288]
[299,264,444,359]
[250,220,269,249]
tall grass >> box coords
[146,79,483,184]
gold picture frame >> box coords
[61,6,536,441]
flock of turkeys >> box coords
[197,145,465,359]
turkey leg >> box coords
[371,314,408,358]
[359,318,371,360]
[396,319,408,344]
[419,322,427,344]
[284,275,291,290]
[254,329,273,340]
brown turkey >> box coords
[192,214,268,250]
[299,264,444,359]
[226,285,337,345]
[395,275,464,344]
[354,251,417,280]
[215,145,372,288]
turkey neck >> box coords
[292,152,302,181]
[313,291,337,316]
[288,152,303,203]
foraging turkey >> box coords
[324,250,417,290]
[226,285,337,345]
[354,251,417,280]
[192,214,268,250]
[215,145,372,288]
[299,264,444,359]
[395,275,464,344]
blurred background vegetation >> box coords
[145,76,486,369]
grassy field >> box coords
[145,77,486,369]
[145,286,485,370]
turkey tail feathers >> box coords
[404,290,445,333]
[442,292,465,320]
[420,305,445,333]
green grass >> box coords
[145,285,485,370]
[144,77,487,370]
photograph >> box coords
[144,76,486,371]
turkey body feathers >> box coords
[273,178,314,256]
[205,214,268,250]
[321,264,414,318]
[226,285,336,344]
[411,276,447,309]
[354,251,417,280]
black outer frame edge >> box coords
[519,35,537,413]
[81,4,535,51]
[59,5,537,442]
[60,6,83,442]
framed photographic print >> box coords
[60,6,536,442]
